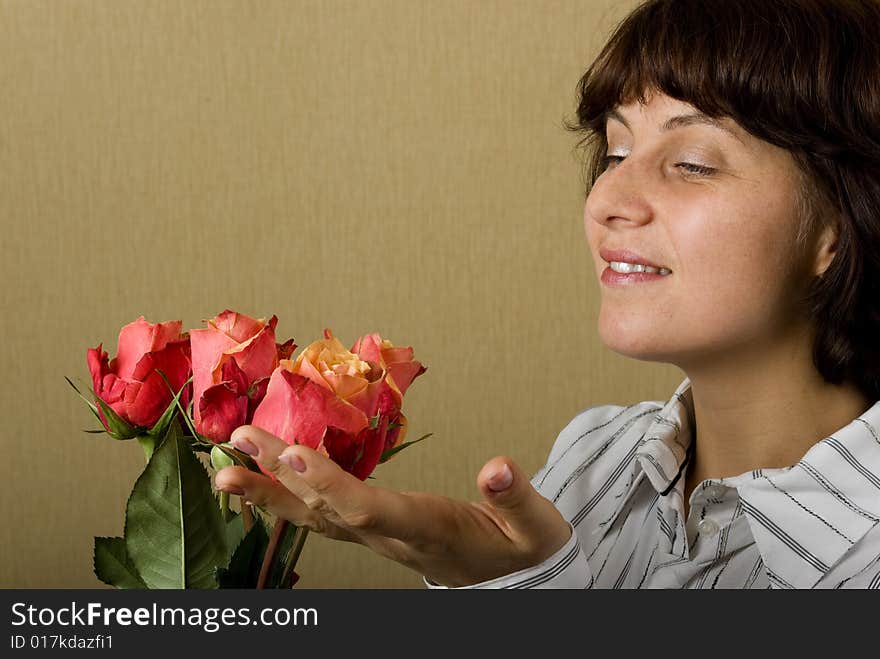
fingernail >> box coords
[232,437,259,456]
[487,464,513,492]
[219,484,245,496]
[279,451,307,473]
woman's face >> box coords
[584,91,826,367]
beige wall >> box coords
[0,0,682,588]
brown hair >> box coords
[565,0,880,401]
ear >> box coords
[812,220,839,277]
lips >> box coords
[598,247,669,270]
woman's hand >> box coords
[213,425,572,588]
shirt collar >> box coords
[635,378,696,499]
[633,378,880,588]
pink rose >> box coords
[87,317,191,431]
[252,329,426,480]
[190,310,296,443]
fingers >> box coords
[476,456,572,553]
[214,466,358,542]
[229,425,421,541]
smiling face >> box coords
[584,90,833,368]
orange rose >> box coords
[252,329,426,479]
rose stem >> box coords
[281,527,310,588]
[256,517,289,589]
[219,490,231,522]
[240,499,255,533]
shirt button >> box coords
[698,518,720,537]
[706,484,726,499]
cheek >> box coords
[596,197,807,359]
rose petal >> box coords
[350,333,384,366]
[220,324,279,387]
[125,371,173,428]
[246,375,271,422]
[252,370,368,450]
[386,360,427,398]
[322,414,389,480]
[190,327,238,425]
[321,371,369,400]
[216,354,249,395]
[285,354,334,392]
[276,338,297,361]
[87,345,110,394]
[346,375,402,420]
[196,382,249,443]
[115,317,183,380]
[208,309,267,344]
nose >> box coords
[584,158,655,230]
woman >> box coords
[215,0,880,588]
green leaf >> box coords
[215,521,271,588]
[379,432,433,463]
[93,537,147,589]
[81,429,108,434]
[124,419,228,589]
[224,513,245,559]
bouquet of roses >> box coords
[67,309,428,589]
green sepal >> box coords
[65,376,103,426]
[92,394,140,439]
[93,536,147,589]
[379,432,433,463]
[369,413,381,430]
[145,372,193,441]
[156,371,218,446]
[123,419,227,589]
[136,434,158,461]
[66,375,139,439]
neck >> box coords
[679,324,872,506]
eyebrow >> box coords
[605,108,746,145]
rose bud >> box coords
[87,316,191,433]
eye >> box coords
[599,155,716,176]
[677,162,716,176]
[599,155,624,171]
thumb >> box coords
[477,456,569,544]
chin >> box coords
[597,313,676,362]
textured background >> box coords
[0,0,682,588]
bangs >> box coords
[565,0,875,195]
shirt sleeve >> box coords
[422,522,593,589]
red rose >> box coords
[252,329,426,480]
[87,317,191,431]
[190,309,295,443]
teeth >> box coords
[610,261,671,275]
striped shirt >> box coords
[425,378,880,588]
